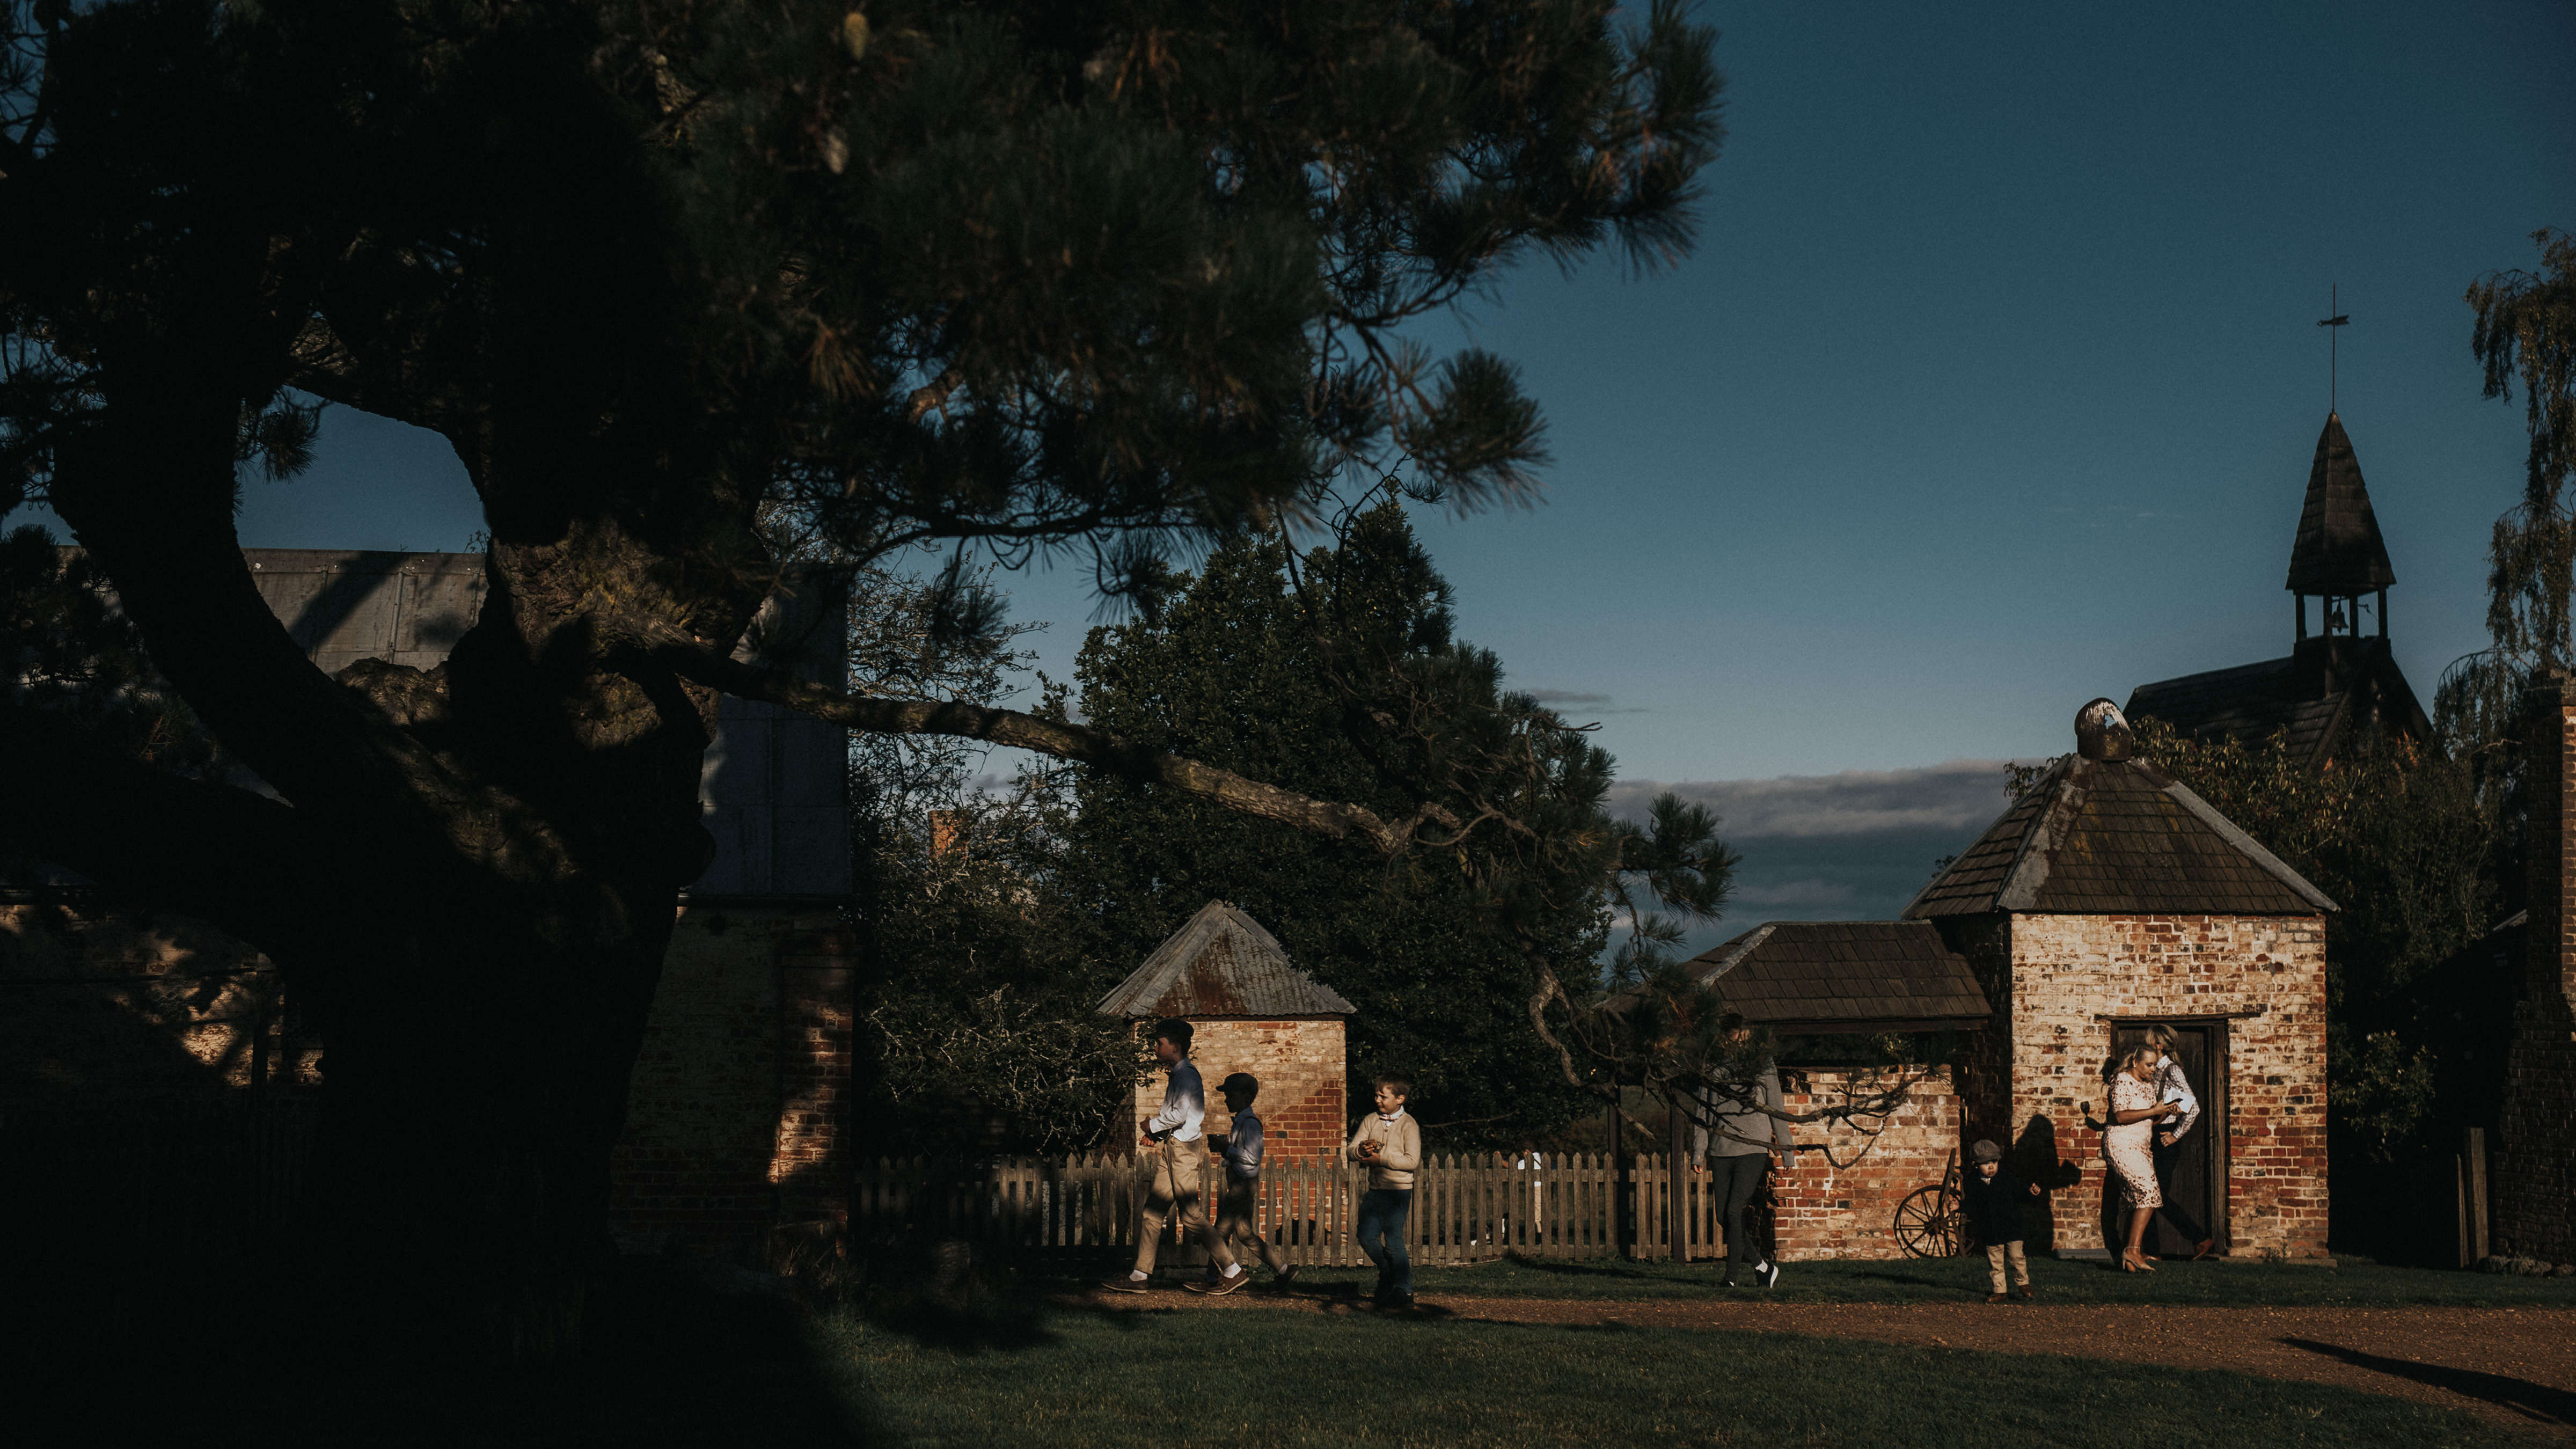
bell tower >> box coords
[2286,412,2396,646]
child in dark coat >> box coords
[1959,1138,2043,1302]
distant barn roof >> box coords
[1905,754,2336,918]
[1096,902,1355,1019]
[2286,413,2396,595]
[1684,921,1992,1033]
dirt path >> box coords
[1100,1291,2576,1434]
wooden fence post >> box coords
[2466,1127,2490,1264]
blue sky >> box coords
[12,2,2571,933]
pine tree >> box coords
[0,0,1725,1364]
[1055,502,1609,1146]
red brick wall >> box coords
[1770,1065,1962,1261]
[1129,1018,1346,1166]
[2005,912,2330,1259]
[2499,683,2576,1261]
[608,905,852,1256]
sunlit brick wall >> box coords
[608,907,851,1257]
[2005,912,2330,1259]
[1126,1018,1347,1166]
[1770,1064,1960,1261]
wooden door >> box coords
[2108,1023,2221,1257]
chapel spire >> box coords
[2286,412,2395,642]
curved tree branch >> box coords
[646,632,1457,856]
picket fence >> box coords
[851,1151,1757,1267]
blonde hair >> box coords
[2117,1044,2161,1079]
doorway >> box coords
[2106,1022,2226,1258]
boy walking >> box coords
[1187,1072,1297,1293]
[1959,1138,2042,1302]
[1346,1071,1421,1309]
[1101,1019,1243,1295]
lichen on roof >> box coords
[1095,901,1356,1019]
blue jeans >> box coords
[1356,1188,1414,1299]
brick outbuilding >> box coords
[1097,902,1355,1166]
[1907,699,2336,1261]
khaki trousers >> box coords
[1212,1177,1289,1274]
[1985,1239,2029,1292]
[1132,1138,1235,1276]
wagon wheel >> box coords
[1893,1183,1964,1258]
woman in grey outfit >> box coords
[1693,1039,1795,1287]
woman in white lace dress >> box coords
[2102,1045,2180,1272]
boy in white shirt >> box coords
[1100,1019,1243,1294]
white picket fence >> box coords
[851,1151,1753,1266]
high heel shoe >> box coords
[2121,1250,2155,1273]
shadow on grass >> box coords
[2280,1337,2576,1429]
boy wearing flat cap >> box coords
[1188,1072,1297,1292]
[1959,1138,2043,1302]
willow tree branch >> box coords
[648,635,1457,855]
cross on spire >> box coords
[2317,283,2351,412]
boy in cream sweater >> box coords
[1346,1071,1422,1309]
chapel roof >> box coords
[1095,901,1355,1019]
[1905,723,2338,920]
[2123,638,2427,770]
[2286,412,2396,595]
[1682,921,1993,1033]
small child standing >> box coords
[1187,1072,1297,1293]
[1959,1138,2043,1302]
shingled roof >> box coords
[2123,637,2427,770]
[1684,921,1992,1033]
[1095,902,1355,1019]
[1904,753,2337,919]
[2286,412,2396,594]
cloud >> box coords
[1524,689,1613,704]
[1608,759,2040,939]
[1606,759,2021,838]
[1729,877,1857,908]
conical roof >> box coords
[2285,413,2396,594]
[1095,902,1356,1019]
[1904,754,2336,919]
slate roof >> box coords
[1095,902,1356,1019]
[2125,636,2428,770]
[1905,755,2337,918]
[1682,921,1992,1033]
[2286,412,2396,595]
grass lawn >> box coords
[1029,1254,2576,1309]
[816,1303,2519,1448]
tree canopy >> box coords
[0,0,1728,1362]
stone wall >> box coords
[2498,682,2576,1261]
[1770,1064,1960,1261]
[1126,1018,1348,1166]
[2004,912,2330,1259]
[608,905,852,1256]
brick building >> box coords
[1907,699,2336,1260]
[2497,673,2576,1263]
[1681,700,2337,1262]
[1096,901,1356,1166]
[1681,921,1990,1260]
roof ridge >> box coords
[2156,778,2340,912]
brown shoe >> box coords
[2016,1287,2036,1301]
[1986,1292,2008,1303]
[2191,1239,2216,1261]
[1099,1276,1152,1294]
[1184,1271,1247,1297]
